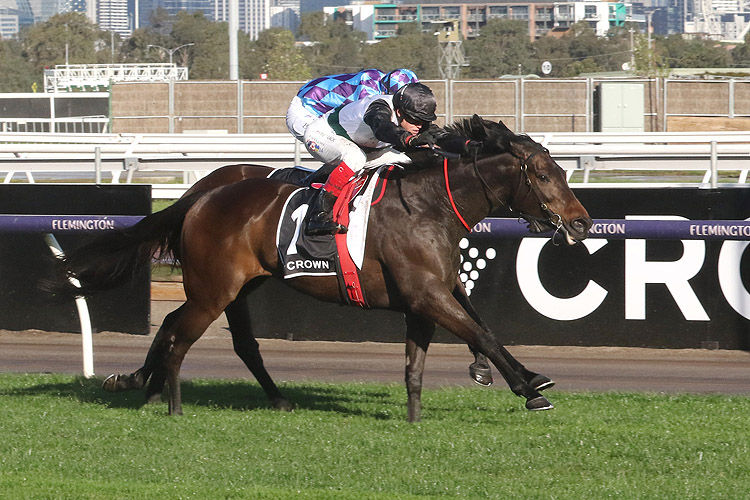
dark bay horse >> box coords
[115,160,496,409]
[48,116,592,421]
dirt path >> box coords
[1,300,749,395]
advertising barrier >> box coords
[0,185,151,334]
[245,187,750,349]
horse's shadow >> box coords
[1,376,403,419]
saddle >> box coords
[274,166,395,308]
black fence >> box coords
[0,185,151,334]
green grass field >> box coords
[1,373,748,500]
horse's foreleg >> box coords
[404,312,435,423]
[225,293,293,411]
[452,279,554,392]
[412,283,551,411]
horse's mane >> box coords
[444,116,535,156]
[399,116,535,172]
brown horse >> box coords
[109,160,496,409]
[48,116,591,421]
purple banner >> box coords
[469,218,750,240]
[0,214,749,240]
[0,215,145,233]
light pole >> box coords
[147,43,194,65]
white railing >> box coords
[0,131,748,198]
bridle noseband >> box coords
[457,146,563,233]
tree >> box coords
[464,19,534,77]
[23,12,101,70]
[732,31,750,68]
[253,28,311,80]
[171,11,225,79]
[363,22,441,79]
[531,35,571,77]
[0,39,38,92]
[298,13,366,77]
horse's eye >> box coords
[538,174,550,183]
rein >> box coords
[443,147,563,234]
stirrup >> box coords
[305,216,347,236]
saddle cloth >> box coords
[275,168,384,281]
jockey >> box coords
[303,82,439,236]
[286,69,419,142]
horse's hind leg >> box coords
[225,288,293,411]
[102,304,185,398]
[404,312,435,423]
[453,280,554,392]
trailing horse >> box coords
[46,116,591,421]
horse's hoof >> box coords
[529,374,555,392]
[102,374,131,392]
[526,396,554,411]
[469,363,493,387]
[146,392,163,404]
[102,374,118,392]
[271,398,295,412]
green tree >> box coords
[732,31,750,68]
[363,22,440,79]
[23,12,101,70]
[660,34,732,68]
[464,19,534,77]
[253,28,311,80]
[298,13,366,76]
[171,11,225,78]
[0,39,38,92]
[531,35,570,77]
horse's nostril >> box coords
[572,218,591,234]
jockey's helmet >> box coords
[392,83,437,123]
[379,69,419,95]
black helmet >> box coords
[392,83,437,122]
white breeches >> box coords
[303,116,367,172]
[285,96,317,142]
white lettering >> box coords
[516,238,608,321]
[717,217,750,319]
[624,216,709,321]
[472,222,492,233]
[589,222,625,235]
[51,219,115,230]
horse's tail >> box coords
[42,191,204,299]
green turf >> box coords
[0,373,747,499]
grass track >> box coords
[1,373,748,500]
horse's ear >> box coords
[471,114,488,140]
[496,120,513,134]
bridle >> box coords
[444,145,564,235]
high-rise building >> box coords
[214,0,270,40]
[270,0,298,33]
[97,0,131,35]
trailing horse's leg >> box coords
[101,304,185,397]
[404,312,435,423]
[163,302,220,415]
[452,280,554,392]
[225,288,293,411]
[410,279,552,411]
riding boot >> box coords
[305,190,346,235]
[304,161,355,236]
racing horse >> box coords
[111,160,497,410]
[47,116,592,421]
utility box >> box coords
[598,82,645,132]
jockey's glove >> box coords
[401,130,436,149]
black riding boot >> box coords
[305,190,347,236]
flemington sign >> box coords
[463,188,750,349]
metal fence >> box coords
[108,77,750,134]
[1,131,748,198]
